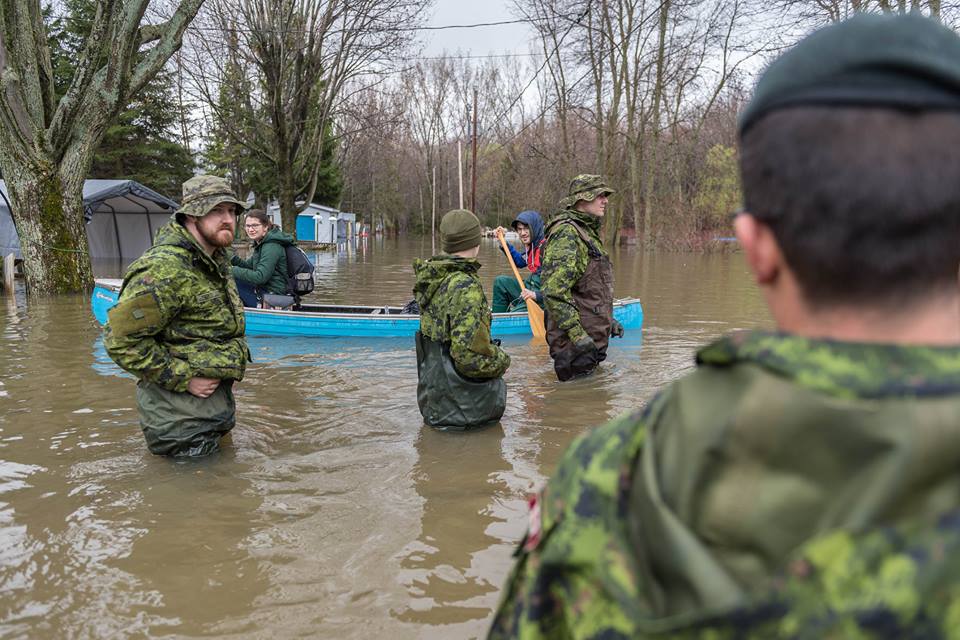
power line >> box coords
[401,52,538,62]
[185,17,533,36]
[416,19,529,31]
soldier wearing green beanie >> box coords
[413,209,510,429]
[492,13,960,637]
[104,175,250,457]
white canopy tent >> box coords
[0,179,179,261]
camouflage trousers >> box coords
[136,380,236,457]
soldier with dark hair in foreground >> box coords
[491,13,960,638]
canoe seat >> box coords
[262,294,296,310]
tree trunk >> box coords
[4,160,91,293]
[278,160,299,240]
[643,0,670,248]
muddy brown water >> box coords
[0,237,769,639]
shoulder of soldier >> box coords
[546,397,668,518]
[120,245,196,294]
[443,269,483,300]
[544,222,586,255]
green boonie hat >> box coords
[440,209,481,253]
[559,174,615,209]
[739,13,960,135]
[176,175,246,218]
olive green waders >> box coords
[136,380,236,457]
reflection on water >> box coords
[0,242,769,638]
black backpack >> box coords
[284,245,315,296]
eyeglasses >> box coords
[244,223,263,229]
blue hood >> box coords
[511,210,545,248]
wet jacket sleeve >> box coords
[103,261,194,393]
[540,226,589,343]
[231,242,283,286]
[447,278,511,380]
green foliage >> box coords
[45,0,194,198]
[311,122,343,207]
[694,144,741,230]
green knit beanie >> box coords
[440,209,481,253]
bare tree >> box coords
[188,0,427,235]
[0,0,203,293]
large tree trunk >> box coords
[4,160,91,293]
[0,0,204,294]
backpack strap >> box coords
[546,219,602,259]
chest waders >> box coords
[415,276,506,430]
[545,220,614,378]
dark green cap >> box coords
[739,13,960,135]
[440,209,481,253]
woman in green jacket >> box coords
[231,209,295,307]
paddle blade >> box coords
[525,299,547,344]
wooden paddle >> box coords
[496,228,547,344]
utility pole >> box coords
[471,88,478,214]
[457,140,464,209]
[431,164,437,254]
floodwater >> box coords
[0,237,770,639]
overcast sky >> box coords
[422,0,534,56]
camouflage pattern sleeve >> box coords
[489,402,657,639]
[103,257,194,393]
[447,275,511,380]
[540,225,589,344]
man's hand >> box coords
[520,288,537,301]
[610,319,624,338]
[573,334,597,355]
[187,377,221,398]
[495,226,508,238]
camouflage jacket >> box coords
[490,331,960,639]
[104,220,250,392]
[540,209,608,344]
[413,255,510,380]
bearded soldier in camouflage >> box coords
[104,175,250,457]
[491,14,960,638]
[541,175,623,381]
[413,209,510,429]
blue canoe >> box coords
[91,279,644,338]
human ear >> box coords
[734,213,781,285]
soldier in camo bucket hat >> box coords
[557,174,615,210]
[104,173,250,458]
[176,175,247,219]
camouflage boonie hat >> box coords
[559,174,615,209]
[176,175,246,218]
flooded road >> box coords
[0,238,770,638]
